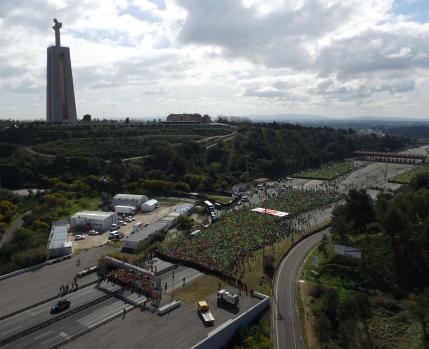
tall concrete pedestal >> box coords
[46,19,77,124]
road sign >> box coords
[312,255,319,267]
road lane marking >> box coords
[41,335,59,345]
[33,330,53,340]
[59,331,70,340]
[1,325,23,336]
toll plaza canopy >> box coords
[251,207,289,217]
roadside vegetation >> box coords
[294,162,357,181]
[0,187,100,275]
[223,308,271,349]
[299,175,429,348]
[390,164,429,184]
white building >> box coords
[141,199,158,212]
[123,220,170,251]
[112,194,148,209]
[69,211,117,231]
[47,221,72,258]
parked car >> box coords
[88,230,99,236]
[124,217,133,223]
[108,231,124,240]
[110,223,118,231]
[50,299,70,314]
[74,234,86,241]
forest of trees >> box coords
[312,173,429,347]
[0,121,409,276]
[0,122,408,190]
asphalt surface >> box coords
[0,282,120,342]
[0,265,202,348]
[0,245,116,316]
[273,229,328,349]
[62,288,259,349]
[2,290,148,349]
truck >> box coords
[114,205,136,215]
[217,289,239,308]
[197,301,215,325]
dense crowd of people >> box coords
[107,268,160,299]
[160,188,340,279]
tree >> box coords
[318,234,329,258]
[82,114,91,122]
[314,314,332,345]
[410,288,429,344]
[344,189,374,233]
[177,215,194,231]
[263,254,275,279]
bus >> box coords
[204,200,215,212]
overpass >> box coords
[353,150,426,164]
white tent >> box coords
[141,199,158,212]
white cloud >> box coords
[0,0,428,119]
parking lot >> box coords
[70,204,187,251]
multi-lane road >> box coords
[0,264,202,348]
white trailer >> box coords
[141,199,159,213]
[114,205,136,215]
[217,289,239,308]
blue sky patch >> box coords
[394,0,429,23]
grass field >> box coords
[173,275,223,304]
[390,164,429,184]
[206,194,232,205]
[294,161,357,180]
[31,135,202,159]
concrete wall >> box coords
[191,295,270,349]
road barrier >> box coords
[157,300,182,315]
[191,295,270,349]
[0,255,72,282]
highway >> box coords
[2,290,147,349]
[0,266,201,348]
[273,229,328,349]
[0,282,120,343]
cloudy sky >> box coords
[0,0,429,120]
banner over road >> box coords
[251,208,290,217]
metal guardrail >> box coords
[0,280,99,322]
[0,285,117,347]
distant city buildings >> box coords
[166,113,211,123]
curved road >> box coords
[272,229,329,349]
